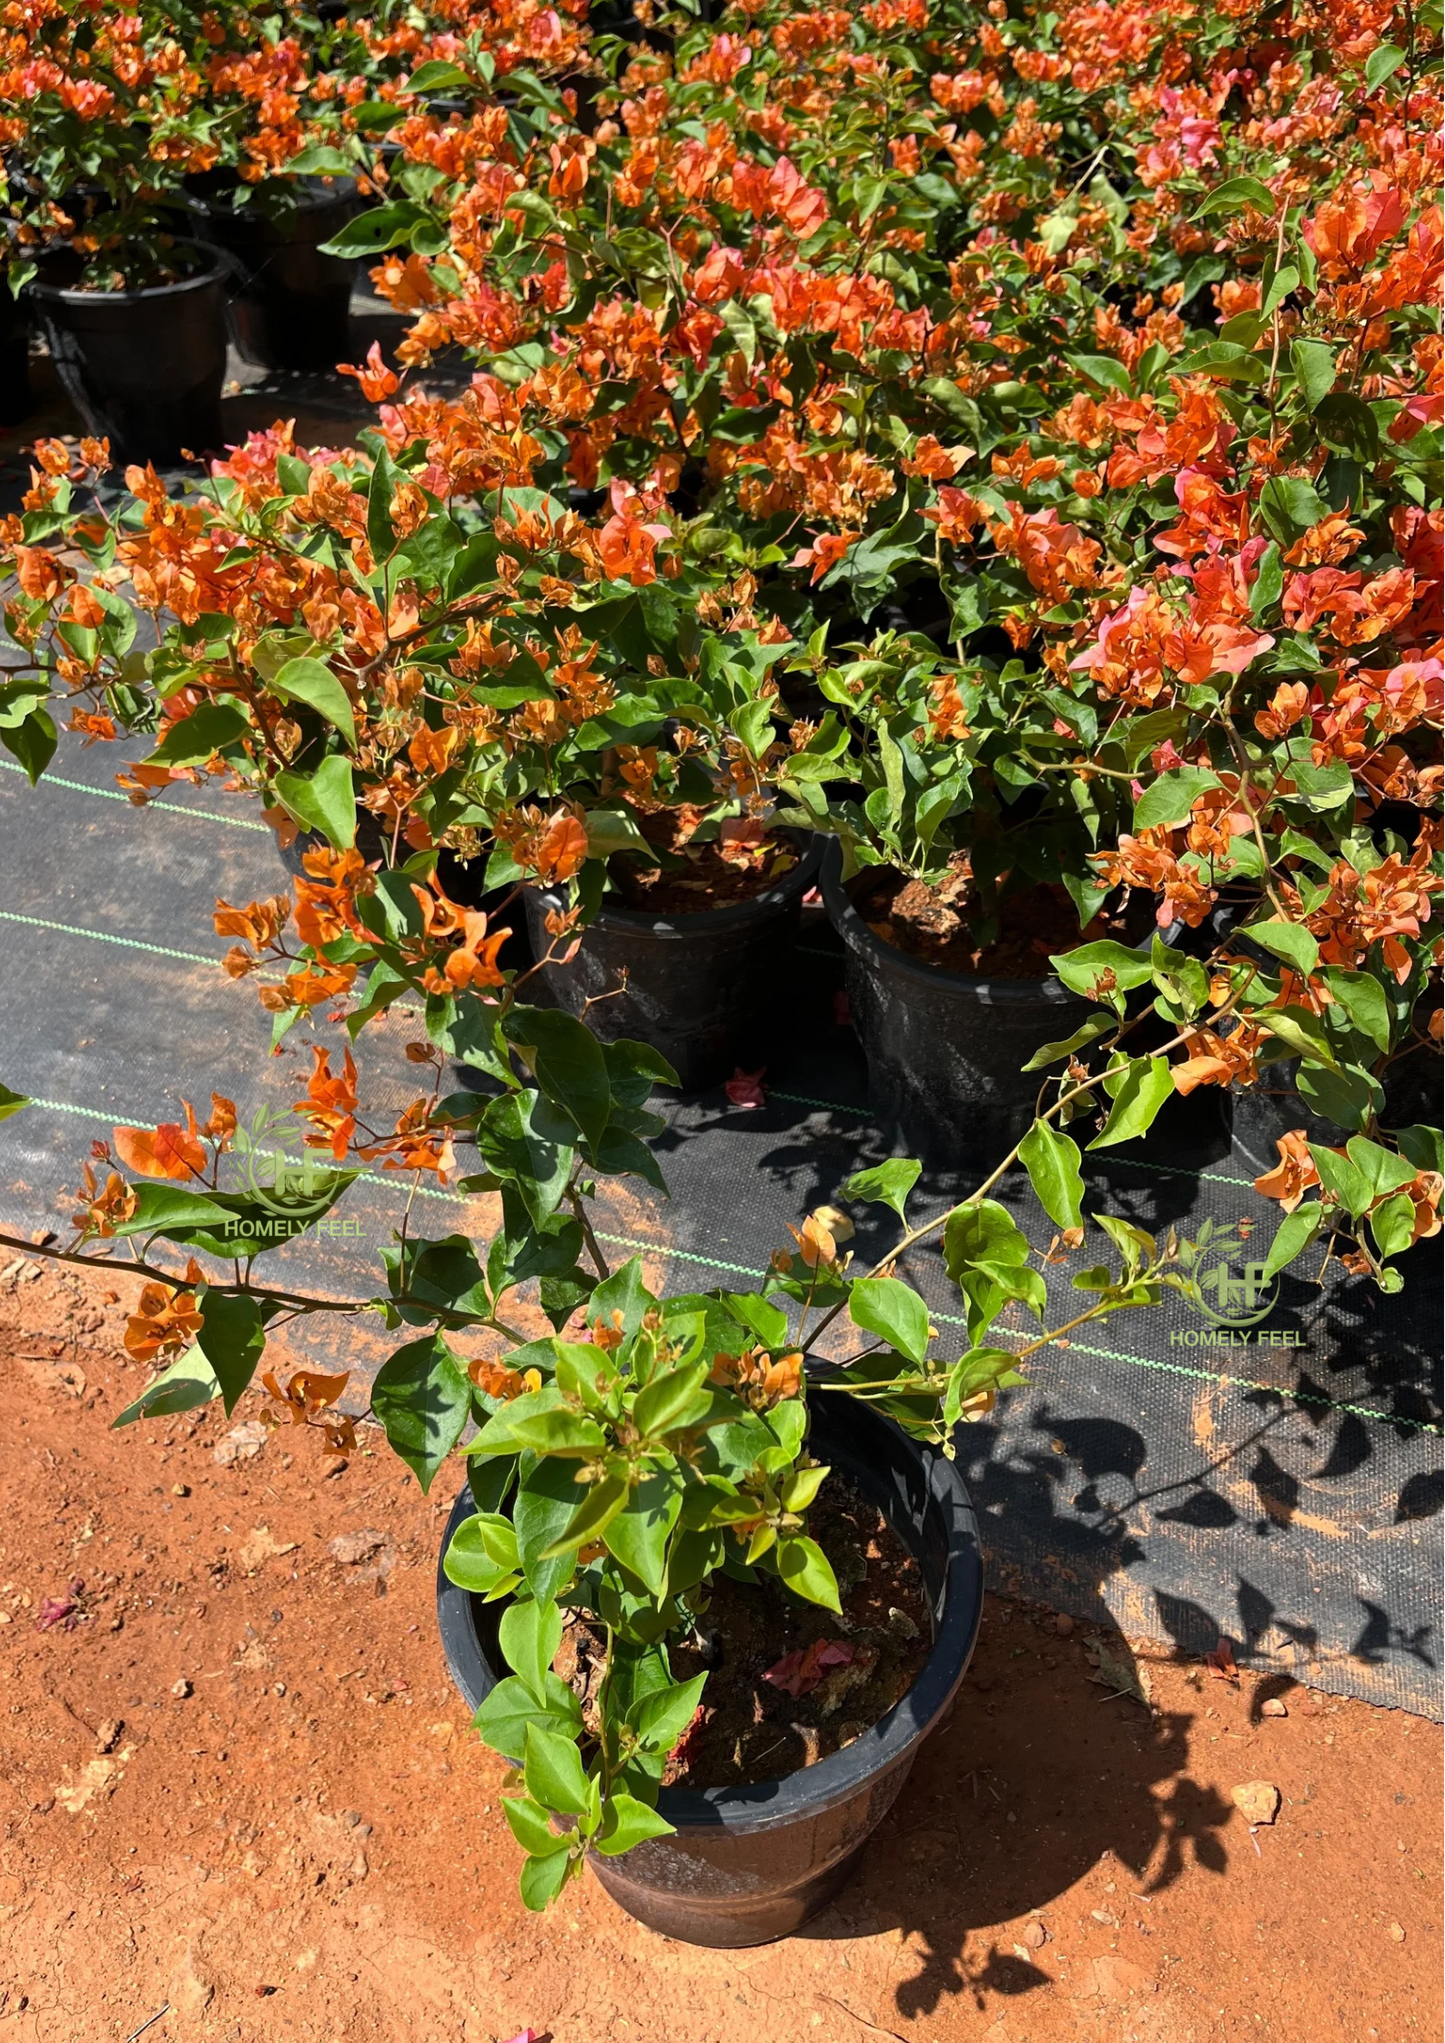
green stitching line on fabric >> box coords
[0,909,224,970]
[0,756,271,832]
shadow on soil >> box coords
[796,1580,1234,2025]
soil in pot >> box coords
[189,175,358,373]
[524,823,821,1092]
[853,852,1137,979]
[555,1474,932,1791]
[28,244,227,465]
[606,815,801,914]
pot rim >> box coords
[435,1389,984,1835]
[187,173,360,217]
[29,242,228,304]
[820,837,1087,1007]
[531,830,825,940]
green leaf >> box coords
[507,1407,608,1458]
[720,1292,789,1349]
[518,1847,573,1911]
[1250,541,1284,618]
[944,1347,1025,1426]
[2,707,57,783]
[537,1471,630,1558]
[148,699,252,766]
[776,1535,841,1613]
[0,1082,31,1122]
[275,755,356,850]
[595,1792,674,1856]
[586,1256,654,1341]
[195,1289,266,1418]
[269,657,357,748]
[370,1334,471,1492]
[504,1008,611,1150]
[1308,1144,1372,1217]
[630,1672,707,1751]
[524,1723,591,1817]
[111,1344,219,1427]
[1262,263,1299,317]
[841,1158,921,1221]
[407,57,471,92]
[1190,175,1275,219]
[502,1793,559,1858]
[1018,1122,1085,1231]
[1257,1006,1340,1072]
[1065,352,1132,396]
[1291,339,1340,410]
[1262,1202,1325,1279]
[473,1670,581,1762]
[1369,1191,1416,1259]
[1324,971,1391,1055]
[848,1276,931,1364]
[633,1362,711,1441]
[582,807,654,859]
[1020,1015,1113,1070]
[442,1511,520,1596]
[1049,940,1154,1010]
[943,1199,1031,1280]
[1088,1057,1174,1149]
[604,1469,684,1594]
[1343,1135,1417,1203]
[319,202,422,259]
[513,1454,587,1601]
[1133,766,1222,831]
[499,1598,564,1706]
[1364,42,1406,89]
[1176,341,1269,384]
[1258,475,1330,545]
[1247,920,1320,976]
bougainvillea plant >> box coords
[0,0,1439,1907]
[0,888,1205,1903]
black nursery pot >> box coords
[0,285,31,426]
[524,836,825,1092]
[29,247,228,465]
[822,841,1093,1166]
[1230,1037,1443,1179]
[189,177,358,373]
[435,1391,984,1947]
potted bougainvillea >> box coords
[0,0,1439,1951]
[0,0,237,461]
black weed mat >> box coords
[1,732,1440,1715]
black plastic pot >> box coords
[1230,1037,1443,1179]
[821,840,1097,1165]
[0,284,30,426]
[189,177,358,373]
[28,247,227,465]
[436,1390,983,1947]
[524,836,825,1092]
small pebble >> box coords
[1261,1697,1288,1717]
[171,1678,192,1700]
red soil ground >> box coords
[0,1255,1439,2043]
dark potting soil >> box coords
[853,855,1131,978]
[553,1476,931,1791]
[606,822,799,915]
